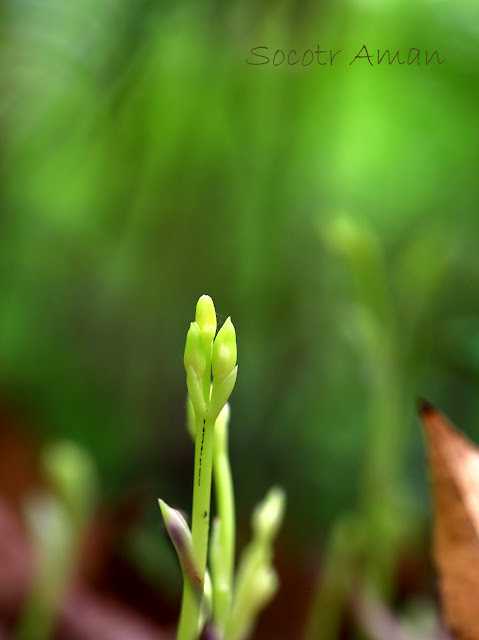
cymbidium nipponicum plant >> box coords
[159,295,285,640]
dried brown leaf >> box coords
[420,399,479,640]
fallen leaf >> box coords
[419,398,479,640]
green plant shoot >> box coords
[160,295,283,640]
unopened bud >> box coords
[159,499,202,598]
[184,322,206,379]
[43,441,96,528]
[195,295,217,346]
[208,366,237,421]
[252,487,285,544]
[212,317,237,383]
[159,499,193,555]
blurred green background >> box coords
[1,0,479,637]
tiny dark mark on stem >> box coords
[198,421,206,486]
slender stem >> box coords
[192,414,215,559]
[303,533,354,640]
[16,594,59,640]
[226,541,262,640]
[178,412,216,640]
[212,421,235,630]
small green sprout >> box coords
[226,488,285,640]
[17,441,97,640]
[160,295,284,640]
[252,487,285,544]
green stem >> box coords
[16,595,58,640]
[212,421,235,630]
[178,412,215,640]
[226,541,262,640]
[177,579,197,640]
[303,523,356,640]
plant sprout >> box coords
[159,295,285,640]
[16,442,97,640]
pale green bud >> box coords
[186,366,206,418]
[195,295,217,346]
[184,322,206,378]
[208,366,237,422]
[212,317,237,383]
[252,487,285,544]
[43,441,97,529]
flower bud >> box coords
[252,487,285,544]
[43,441,97,529]
[159,499,192,552]
[186,366,206,418]
[212,317,237,383]
[208,367,237,422]
[195,295,217,346]
[184,322,206,378]
[159,499,202,598]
